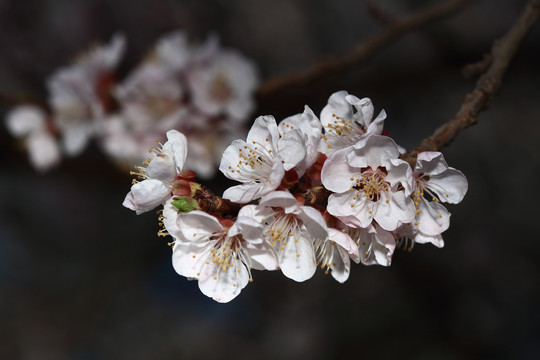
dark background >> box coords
[1,0,539,359]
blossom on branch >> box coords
[120,89,468,303]
[319,90,386,156]
[123,130,188,214]
[168,208,278,303]
[322,135,415,231]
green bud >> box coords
[171,196,199,213]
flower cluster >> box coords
[123,90,468,303]
[4,31,258,178]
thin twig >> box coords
[401,0,540,166]
[256,0,474,98]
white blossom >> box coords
[168,208,277,303]
[219,115,307,203]
[399,151,468,247]
[319,90,386,156]
[278,106,322,177]
[123,130,187,214]
[322,135,415,231]
[250,191,328,282]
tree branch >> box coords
[256,0,474,98]
[401,0,540,166]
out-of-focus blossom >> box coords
[188,50,258,122]
[5,105,61,172]
[48,34,125,156]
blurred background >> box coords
[1,0,539,359]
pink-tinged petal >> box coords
[384,158,414,195]
[328,228,359,260]
[415,152,448,176]
[278,129,307,171]
[198,258,250,303]
[357,225,395,266]
[374,191,415,231]
[321,147,358,192]
[172,243,211,278]
[427,168,468,204]
[123,179,171,214]
[298,206,328,241]
[330,246,351,283]
[176,210,222,241]
[243,244,279,270]
[146,152,176,182]
[365,109,386,135]
[320,91,352,126]
[372,225,396,266]
[259,191,298,214]
[414,230,444,248]
[222,182,265,203]
[280,235,316,282]
[348,135,399,168]
[327,192,375,228]
[246,115,280,149]
[417,198,451,235]
[166,130,188,171]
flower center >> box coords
[232,140,275,182]
[209,72,233,103]
[210,233,241,273]
[326,113,365,146]
[265,212,303,256]
[353,167,389,201]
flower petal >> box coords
[348,135,399,169]
[198,258,250,303]
[172,243,211,278]
[246,115,280,150]
[123,179,171,214]
[327,192,375,228]
[415,152,448,176]
[321,147,358,192]
[166,130,188,171]
[417,198,451,235]
[259,191,299,214]
[223,182,265,204]
[384,158,414,196]
[278,129,306,171]
[280,235,316,282]
[243,244,279,271]
[374,191,415,231]
[428,168,468,204]
[176,210,222,241]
